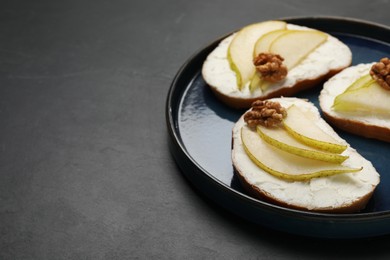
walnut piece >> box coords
[253,53,288,82]
[370,57,390,90]
[244,100,287,128]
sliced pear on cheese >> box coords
[241,126,361,181]
[344,74,374,92]
[249,73,262,92]
[249,29,288,92]
[253,29,288,57]
[283,105,347,153]
[269,30,328,70]
[333,81,390,116]
[227,21,287,90]
[256,124,348,163]
[250,29,327,91]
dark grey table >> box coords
[1,0,389,258]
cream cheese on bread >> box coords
[202,24,352,101]
[319,62,390,142]
[320,62,390,127]
[232,98,379,212]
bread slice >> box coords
[202,23,352,109]
[232,97,379,213]
[320,63,390,142]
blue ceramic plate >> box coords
[166,17,390,238]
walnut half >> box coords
[370,57,390,90]
[244,100,287,128]
[253,52,288,82]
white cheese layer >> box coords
[320,62,390,128]
[202,24,352,99]
[232,98,379,210]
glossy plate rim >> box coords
[166,16,390,239]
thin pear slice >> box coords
[249,72,262,92]
[256,125,348,163]
[241,126,361,181]
[250,29,326,91]
[269,30,327,70]
[333,81,390,116]
[283,105,347,153]
[253,29,288,57]
[249,73,273,92]
[249,29,287,92]
[228,21,286,89]
[344,74,374,92]
[242,126,360,181]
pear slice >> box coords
[333,81,390,116]
[250,29,327,91]
[344,74,374,92]
[249,29,288,92]
[250,30,287,92]
[269,30,328,70]
[249,73,273,92]
[256,125,348,163]
[253,29,288,57]
[228,21,287,89]
[241,126,361,181]
[283,105,347,153]
[249,72,262,92]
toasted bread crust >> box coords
[322,111,390,143]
